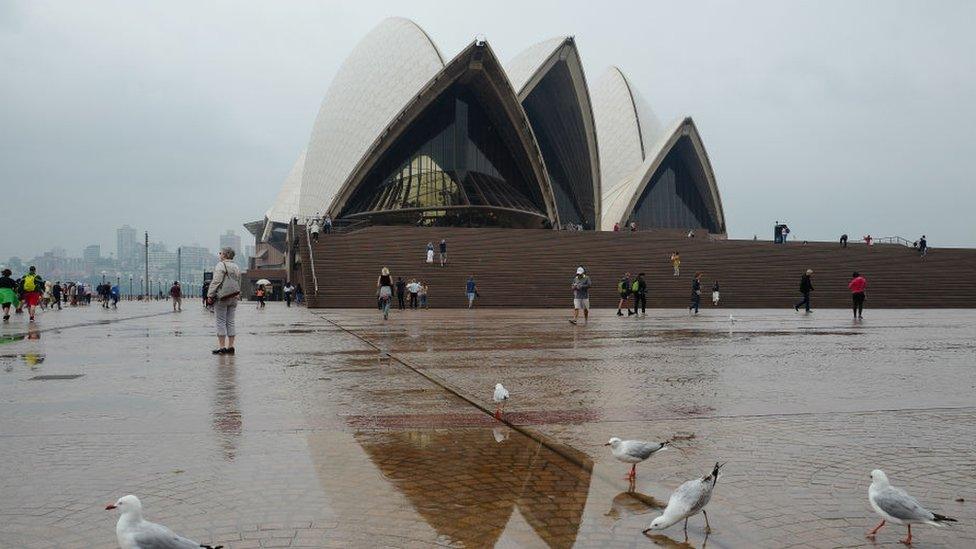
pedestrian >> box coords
[632,272,647,317]
[100,282,111,309]
[207,247,242,354]
[918,235,927,258]
[465,275,477,309]
[840,233,848,247]
[849,271,867,320]
[863,234,873,246]
[323,214,333,234]
[110,282,120,309]
[51,281,62,310]
[794,269,814,313]
[425,242,435,264]
[711,281,720,305]
[255,285,266,308]
[395,277,406,310]
[294,283,304,305]
[283,281,295,307]
[570,266,591,325]
[782,224,790,243]
[616,272,633,316]
[613,222,620,232]
[439,238,448,266]
[407,278,421,309]
[169,281,182,312]
[18,266,44,322]
[310,217,321,242]
[629,221,638,232]
[419,282,429,309]
[377,267,393,320]
[0,268,18,321]
[689,272,702,314]
[201,281,210,306]
[670,251,681,277]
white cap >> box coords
[576,267,585,275]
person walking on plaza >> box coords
[425,242,435,264]
[201,281,210,306]
[0,268,18,321]
[110,282,120,308]
[169,281,182,312]
[18,266,44,322]
[632,272,647,317]
[407,278,421,309]
[794,269,814,313]
[283,281,295,307]
[670,251,681,277]
[207,247,242,355]
[466,275,478,309]
[840,233,848,248]
[295,283,304,305]
[918,235,927,259]
[689,272,703,314]
[849,271,867,320]
[570,266,591,325]
[439,238,448,266]
[51,281,62,310]
[395,277,406,310]
[255,285,266,308]
[616,272,633,316]
[377,267,393,320]
[42,281,53,310]
[711,280,721,306]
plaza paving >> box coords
[0,302,973,548]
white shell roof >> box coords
[265,149,306,224]
[505,36,567,95]
[297,17,445,217]
[591,67,663,202]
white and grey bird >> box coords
[493,383,509,419]
[605,437,670,480]
[866,469,957,545]
[106,495,223,549]
[643,462,723,534]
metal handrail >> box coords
[302,222,319,295]
[872,236,914,247]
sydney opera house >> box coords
[249,17,724,241]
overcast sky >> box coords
[2,0,974,259]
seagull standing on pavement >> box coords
[106,495,223,549]
[867,469,957,545]
[605,437,670,480]
[493,383,509,419]
[643,462,723,535]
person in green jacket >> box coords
[0,268,19,321]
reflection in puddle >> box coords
[211,356,241,460]
[605,489,664,521]
[0,353,46,372]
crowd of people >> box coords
[0,266,122,321]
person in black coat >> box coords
[395,277,406,310]
[689,272,703,314]
[794,269,814,313]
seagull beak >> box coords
[105,503,117,510]
[603,442,611,446]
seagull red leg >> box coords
[867,519,885,537]
[900,524,912,545]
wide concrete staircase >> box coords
[299,227,976,308]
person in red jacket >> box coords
[848,271,867,320]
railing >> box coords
[873,236,914,247]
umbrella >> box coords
[255,279,271,286]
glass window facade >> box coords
[341,85,549,228]
[630,136,720,233]
[522,60,596,229]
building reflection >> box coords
[211,356,241,460]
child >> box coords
[712,281,720,306]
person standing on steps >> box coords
[570,267,591,325]
[918,235,927,259]
[689,272,703,314]
[439,238,448,266]
[616,272,633,316]
[425,242,435,264]
[711,280,721,306]
[323,214,332,234]
[632,272,647,318]
[466,275,477,309]
[309,217,321,242]
[0,268,18,321]
[794,269,814,313]
[849,271,867,320]
[395,277,406,310]
[670,251,681,277]
[207,247,242,355]
[407,278,421,309]
[377,267,393,320]
[840,233,848,247]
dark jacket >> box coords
[691,279,701,296]
[395,279,406,295]
[800,274,814,293]
[634,276,647,295]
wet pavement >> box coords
[0,303,974,548]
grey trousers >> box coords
[214,300,237,337]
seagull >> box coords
[867,469,957,545]
[643,462,723,535]
[605,437,670,480]
[106,495,223,549]
[493,383,509,419]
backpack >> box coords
[631,279,640,293]
[23,274,37,292]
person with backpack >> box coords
[18,266,44,322]
[616,273,633,316]
[207,247,242,354]
[0,268,18,321]
[632,273,647,317]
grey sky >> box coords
[1,0,974,259]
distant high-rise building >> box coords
[83,245,100,264]
[219,230,245,270]
[117,225,138,263]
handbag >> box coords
[214,261,241,301]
